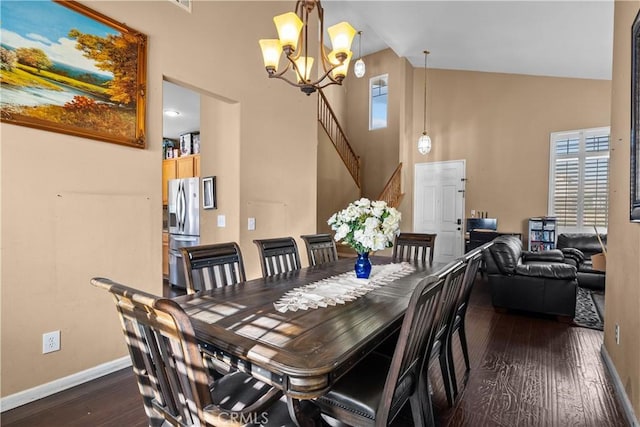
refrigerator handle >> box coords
[177,181,185,232]
[181,181,187,232]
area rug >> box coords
[573,287,604,331]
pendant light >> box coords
[417,50,432,155]
[354,31,365,78]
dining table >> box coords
[173,256,446,426]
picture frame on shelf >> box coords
[0,0,147,148]
[202,176,216,210]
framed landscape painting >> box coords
[0,0,147,148]
[632,10,640,221]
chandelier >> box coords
[259,0,357,95]
[417,50,432,155]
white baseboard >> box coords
[601,345,640,427]
[0,356,131,412]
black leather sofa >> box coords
[483,235,577,318]
[556,233,606,291]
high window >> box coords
[548,127,610,233]
[369,74,388,130]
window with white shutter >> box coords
[548,127,610,233]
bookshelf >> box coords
[528,217,557,251]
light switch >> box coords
[248,217,256,230]
[217,215,226,227]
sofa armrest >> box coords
[560,248,585,266]
[522,249,565,263]
[515,263,577,280]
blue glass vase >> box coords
[354,252,372,279]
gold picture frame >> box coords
[631,9,640,221]
[0,0,147,148]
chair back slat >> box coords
[181,242,246,294]
[393,233,437,264]
[456,242,491,316]
[432,261,468,345]
[376,274,445,424]
[301,234,338,266]
[253,237,301,277]
[92,277,211,426]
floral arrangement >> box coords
[327,198,401,254]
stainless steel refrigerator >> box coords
[168,177,200,288]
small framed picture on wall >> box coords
[202,176,216,210]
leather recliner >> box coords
[556,233,606,291]
[483,235,577,318]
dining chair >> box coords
[300,233,338,266]
[392,232,437,264]
[253,237,301,278]
[316,274,446,427]
[180,242,246,295]
[91,277,305,427]
[445,241,493,399]
[426,259,468,409]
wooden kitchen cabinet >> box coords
[162,159,177,205]
[176,156,195,178]
[194,155,200,177]
[162,231,169,277]
[162,154,200,205]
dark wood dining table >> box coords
[173,256,445,425]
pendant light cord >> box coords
[423,50,429,132]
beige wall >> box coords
[317,127,361,235]
[343,49,610,237]
[345,49,410,198]
[198,91,241,246]
[606,0,640,418]
[316,82,360,236]
[405,69,611,238]
[1,1,317,397]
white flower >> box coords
[327,213,337,225]
[364,216,380,231]
[370,200,387,218]
[327,199,401,254]
[355,198,371,208]
[334,223,350,241]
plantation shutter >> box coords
[549,128,610,232]
[553,158,579,227]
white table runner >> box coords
[273,262,416,313]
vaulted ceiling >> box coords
[323,0,614,80]
[164,1,615,139]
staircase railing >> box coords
[318,90,361,189]
[378,163,404,208]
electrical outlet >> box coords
[615,324,620,345]
[43,330,61,354]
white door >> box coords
[414,160,465,264]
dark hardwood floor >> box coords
[2,276,627,426]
